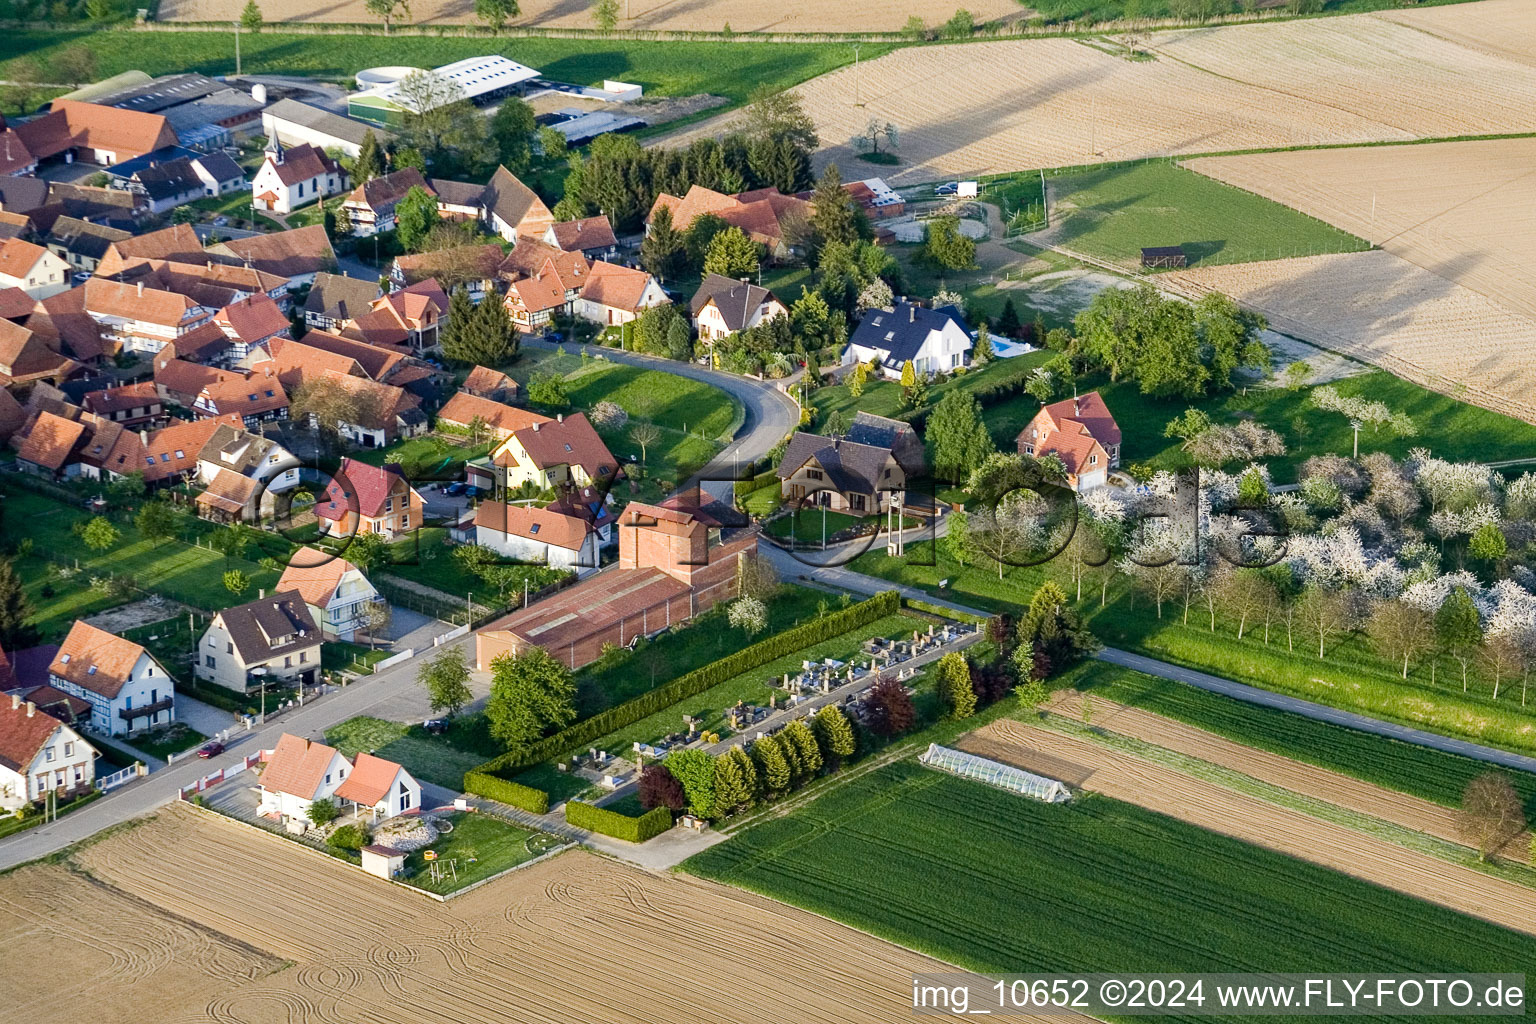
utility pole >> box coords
[853,44,861,106]
[233,21,242,76]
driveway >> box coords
[175,694,242,744]
[381,606,448,650]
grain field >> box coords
[958,718,1536,937]
[10,804,948,1024]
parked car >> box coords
[443,482,466,496]
[423,718,449,735]
[213,215,230,226]
[543,330,564,343]
[933,181,960,196]
[197,741,225,759]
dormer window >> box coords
[60,654,70,664]
[87,666,96,675]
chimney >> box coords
[137,281,143,297]
[139,428,148,444]
[24,701,33,718]
[259,587,265,599]
[8,694,17,710]
[557,413,563,423]
[909,305,915,323]
[532,422,539,431]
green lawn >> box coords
[401,810,560,895]
[1006,0,1477,25]
[5,490,283,637]
[0,31,883,106]
[131,723,207,761]
[763,508,864,544]
[562,361,742,440]
[1067,661,1536,813]
[687,762,1536,996]
[1034,161,1371,271]
[325,716,487,790]
[321,641,393,675]
[354,435,493,482]
[810,353,1049,431]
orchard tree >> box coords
[628,421,661,465]
[223,569,251,597]
[486,647,577,750]
[1470,522,1508,566]
[1457,773,1525,862]
[1436,587,1482,692]
[474,0,519,31]
[591,0,619,30]
[727,595,768,639]
[135,499,180,541]
[418,646,473,716]
[1297,585,1356,660]
[81,516,120,552]
[1365,599,1433,679]
[364,0,411,32]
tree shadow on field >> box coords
[1181,240,1227,266]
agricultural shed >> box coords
[1141,245,1188,268]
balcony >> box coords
[119,697,174,721]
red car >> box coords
[197,741,225,759]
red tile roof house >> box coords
[480,165,554,243]
[647,184,810,263]
[473,500,602,571]
[488,411,621,493]
[1016,391,1122,492]
[251,140,347,216]
[438,390,549,446]
[79,277,216,357]
[48,620,175,737]
[0,693,97,812]
[542,215,618,259]
[256,732,353,824]
[342,167,431,237]
[205,225,338,288]
[342,279,445,354]
[82,380,163,428]
[573,260,669,328]
[15,99,179,167]
[334,750,421,820]
[277,547,382,642]
[192,366,290,429]
[461,364,518,403]
[211,293,292,361]
[13,409,88,479]
[316,458,424,542]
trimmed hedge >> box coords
[467,590,902,782]
[463,772,550,814]
[903,365,1034,433]
[566,800,673,842]
[902,597,989,625]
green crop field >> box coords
[1068,661,1536,812]
[1035,161,1371,270]
[0,30,882,106]
[687,762,1536,1012]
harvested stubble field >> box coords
[665,4,1536,182]
[1186,138,1536,322]
[1164,249,1536,423]
[958,718,1536,937]
[1369,0,1536,70]
[18,804,953,1024]
[158,0,1021,32]
[1045,690,1532,863]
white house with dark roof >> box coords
[0,693,96,812]
[843,301,971,379]
[48,620,174,737]
[196,590,322,693]
[251,140,346,215]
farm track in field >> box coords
[958,718,1536,937]
[9,804,956,1024]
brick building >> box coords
[474,502,758,671]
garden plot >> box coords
[959,718,1536,936]
[1164,250,1536,424]
[1186,138,1536,322]
[32,804,956,1024]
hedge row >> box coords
[462,772,550,814]
[565,801,674,843]
[902,597,990,625]
[903,365,1034,433]
[468,590,902,781]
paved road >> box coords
[1095,647,1536,774]
[0,634,475,872]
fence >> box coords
[176,753,261,802]
[96,762,148,792]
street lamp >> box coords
[853,44,861,107]
[251,666,268,723]
[232,21,242,77]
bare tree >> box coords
[1216,569,1276,641]
[1296,586,1356,660]
[1480,633,1526,701]
[362,600,392,651]
[1457,773,1526,862]
[628,421,661,465]
[970,495,1034,580]
[1124,559,1186,620]
[1364,599,1433,678]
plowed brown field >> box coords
[1045,690,1531,862]
[1163,250,1536,423]
[1186,138,1536,321]
[157,0,1022,32]
[662,2,1536,183]
[958,718,1536,937]
[8,805,951,1024]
